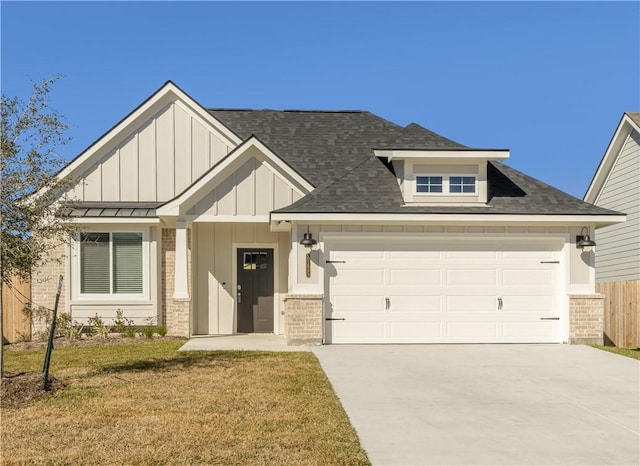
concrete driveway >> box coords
[312,345,639,466]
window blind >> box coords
[112,232,143,294]
[80,233,110,293]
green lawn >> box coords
[1,341,369,465]
[592,345,640,360]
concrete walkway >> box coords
[312,344,640,466]
[179,334,310,352]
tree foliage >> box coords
[1,76,76,284]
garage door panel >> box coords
[445,250,498,261]
[331,249,385,261]
[389,250,441,260]
[389,321,442,339]
[502,268,554,287]
[389,269,442,286]
[333,295,382,312]
[447,295,496,312]
[502,321,555,338]
[331,269,384,286]
[447,269,498,286]
[447,321,497,338]
[332,321,385,341]
[389,295,441,312]
[502,295,554,312]
[502,249,556,260]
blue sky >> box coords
[2,1,638,198]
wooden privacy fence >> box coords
[597,280,640,348]
[2,277,32,344]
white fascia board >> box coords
[50,82,241,189]
[187,215,270,223]
[270,212,626,227]
[65,217,161,225]
[157,136,313,216]
[374,149,510,161]
[584,114,639,203]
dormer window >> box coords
[415,175,477,195]
[450,176,476,193]
[416,176,443,193]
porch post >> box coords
[174,221,190,299]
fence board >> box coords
[597,280,640,348]
[2,277,32,343]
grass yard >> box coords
[592,345,640,360]
[1,341,369,465]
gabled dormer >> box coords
[374,123,509,205]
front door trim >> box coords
[232,242,279,335]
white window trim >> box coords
[73,227,150,302]
[415,174,477,196]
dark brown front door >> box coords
[237,249,274,333]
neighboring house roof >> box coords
[584,112,640,203]
[60,202,162,218]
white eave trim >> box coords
[374,149,510,162]
[157,136,314,216]
[584,114,640,203]
[270,212,626,227]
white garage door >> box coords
[324,238,563,344]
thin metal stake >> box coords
[43,275,63,390]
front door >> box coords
[237,249,274,333]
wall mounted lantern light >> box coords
[576,227,596,252]
[299,227,317,278]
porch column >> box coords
[174,221,190,299]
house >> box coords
[33,81,625,345]
[583,112,639,347]
[584,113,640,282]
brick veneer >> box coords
[568,293,604,345]
[284,294,323,345]
[30,240,67,336]
[161,228,192,337]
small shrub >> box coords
[141,327,155,339]
[88,314,110,339]
[124,327,137,338]
[156,325,168,337]
[113,309,134,334]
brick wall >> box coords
[569,294,604,345]
[161,228,191,337]
[284,294,323,345]
[30,240,67,337]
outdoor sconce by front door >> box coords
[576,227,596,252]
[299,227,317,278]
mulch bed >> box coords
[1,372,66,409]
[1,335,187,409]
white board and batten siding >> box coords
[594,131,640,282]
[69,101,233,203]
[186,152,304,219]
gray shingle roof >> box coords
[273,159,620,215]
[60,202,161,218]
[209,110,409,186]
[377,122,466,150]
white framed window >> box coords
[415,175,476,195]
[76,230,148,299]
[449,176,476,193]
[416,176,443,193]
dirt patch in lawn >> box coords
[1,372,66,409]
[5,334,187,352]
